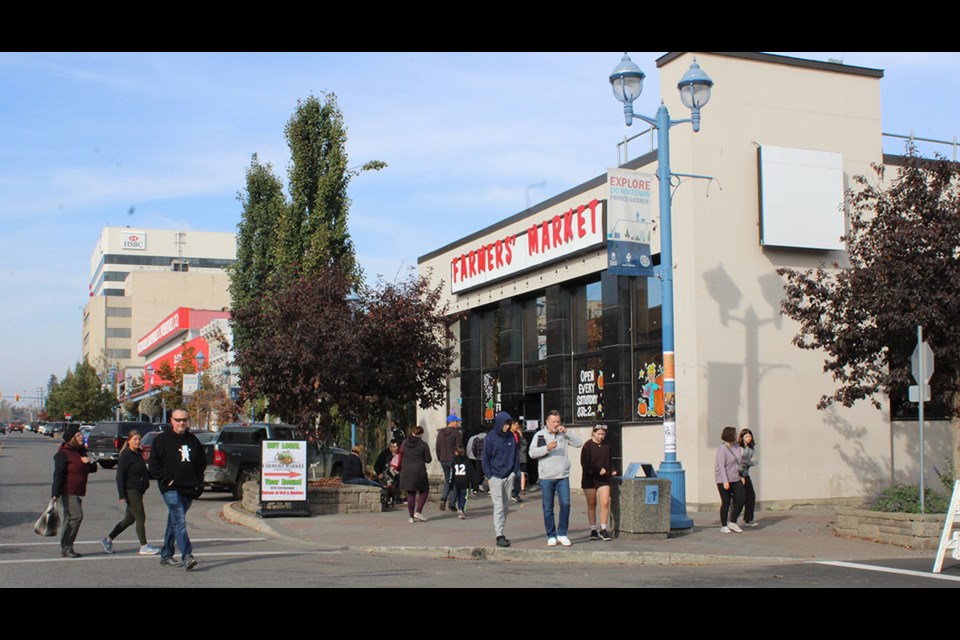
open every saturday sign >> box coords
[261,440,307,502]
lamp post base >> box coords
[657,458,694,530]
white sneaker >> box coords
[720,526,731,534]
[727,522,743,533]
[744,521,759,527]
[138,544,160,556]
[557,536,572,547]
[547,537,558,546]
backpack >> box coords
[470,432,486,460]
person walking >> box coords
[465,426,488,495]
[451,445,470,519]
[435,414,463,511]
[715,426,745,534]
[399,426,432,523]
[148,409,207,569]
[51,424,98,558]
[528,410,582,547]
[510,419,528,503]
[738,428,758,527]
[482,411,519,547]
[581,423,616,541]
[101,430,160,555]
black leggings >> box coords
[108,489,148,545]
[717,481,745,526]
[742,476,756,523]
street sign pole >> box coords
[918,326,927,514]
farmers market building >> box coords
[417,52,950,509]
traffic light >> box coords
[15,394,20,402]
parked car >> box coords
[42,422,66,438]
[8,421,24,433]
[203,423,348,501]
[87,421,162,468]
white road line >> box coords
[0,537,267,548]
[0,550,335,565]
[812,560,960,582]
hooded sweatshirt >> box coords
[481,412,518,480]
[148,428,206,497]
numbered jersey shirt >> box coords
[452,455,470,489]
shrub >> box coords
[869,483,949,514]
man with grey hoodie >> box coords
[528,410,582,547]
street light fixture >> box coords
[609,53,714,530]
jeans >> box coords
[161,490,193,560]
[344,477,382,488]
[539,477,571,538]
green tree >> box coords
[778,148,960,472]
[44,360,114,422]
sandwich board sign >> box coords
[258,440,309,518]
[933,480,960,573]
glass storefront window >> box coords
[574,280,603,353]
[573,355,604,422]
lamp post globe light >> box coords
[609,53,713,530]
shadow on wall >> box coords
[823,405,887,499]
[702,264,789,501]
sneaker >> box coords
[472,490,480,496]
[727,522,743,533]
[557,536,573,547]
[589,530,601,541]
[457,510,466,520]
[414,512,429,522]
[408,517,415,524]
[61,548,82,558]
[720,526,731,534]
[139,544,160,556]
[100,537,113,554]
[183,555,198,571]
[599,529,612,541]
[744,521,759,528]
[547,537,558,547]
[159,557,182,567]
[438,501,447,511]
[496,535,511,547]
[510,495,523,503]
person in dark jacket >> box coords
[435,414,463,512]
[581,423,617,541]
[148,409,206,570]
[52,424,98,558]
[101,430,160,555]
[481,411,519,548]
[343,445,382,487]
[398,426,432,523]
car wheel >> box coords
[234,468,258,502]
[99,460,116,469]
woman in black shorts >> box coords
[581,423,617,541]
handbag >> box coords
[34,498,60,537]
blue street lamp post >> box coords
[609,53,714,529]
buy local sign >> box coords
[260,441,307,501]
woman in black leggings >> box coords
[101,431,160,555]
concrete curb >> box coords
[350,545,802,566]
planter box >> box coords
[834,507,947,550]
[241,481,383,516]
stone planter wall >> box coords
[240,481,382,516]
[835,507,946,550]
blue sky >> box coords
[0,51,956,406]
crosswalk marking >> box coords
[812,560,960,582]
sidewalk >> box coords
[221,488,936,566]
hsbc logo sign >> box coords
[122,232,147,250]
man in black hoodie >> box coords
[148,408,206,570]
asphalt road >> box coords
[1,430,957,588]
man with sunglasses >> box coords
[148,408,206,570]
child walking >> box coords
[452,445,470,519]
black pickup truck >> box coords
[203,423,349,501]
